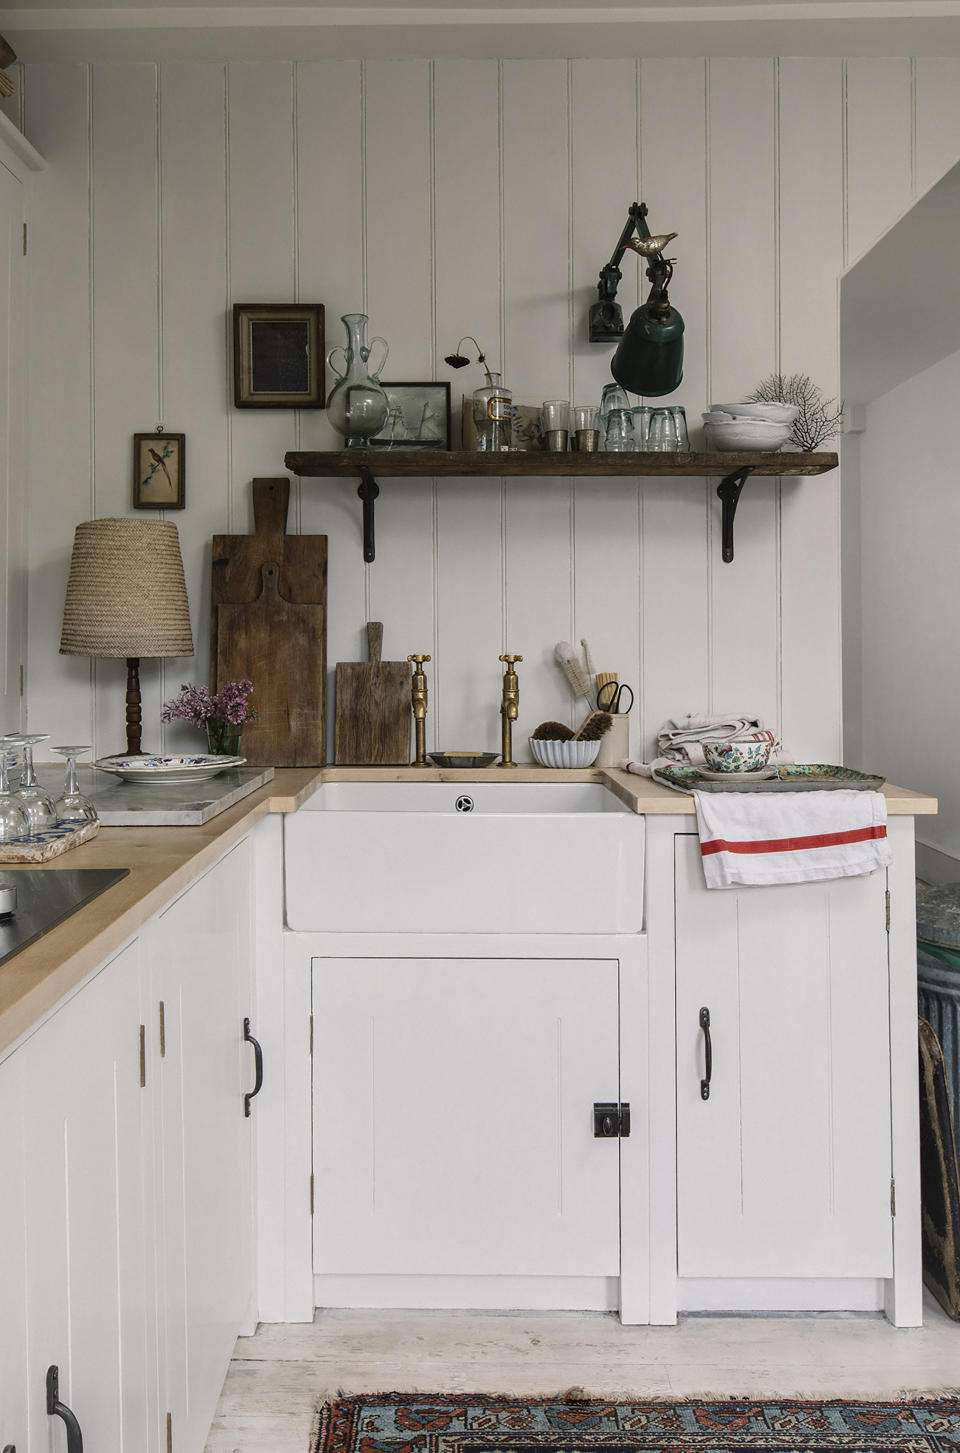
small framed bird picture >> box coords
[133,432,186,510]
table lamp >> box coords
[60,517,194,755]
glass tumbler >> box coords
[604,409,637,451]
[541,399,570,452]
[648,408,682,451]
[631,406,653,450]
[573,404,600,452]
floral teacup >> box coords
[701,739,773,773]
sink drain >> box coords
[454,795,475,814]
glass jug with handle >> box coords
[325,313,390,448]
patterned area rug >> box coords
[312,1393,960,1452]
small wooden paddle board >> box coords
[334,622,412,765]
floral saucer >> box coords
[95,754,246,784]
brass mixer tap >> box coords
[498,654,523,767]
[408,654,431,766]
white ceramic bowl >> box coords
[529,737,602,768]
[710,401,800,426]
[703,418,793,452]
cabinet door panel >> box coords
[0,1051,27,1451]
[675,835,893,1279]
[313,957,621,1277]
[155,839,253,1453]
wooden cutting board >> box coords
[335,622,412,765]
[217,563,325,767]
[211,476,327,667]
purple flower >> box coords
[161,679,257,731]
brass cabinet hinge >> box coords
[159,999,166,1057]
[139,1024,146,1087]
[890,1177,896,1217]
[166,1410,173,1453]
[885,890,891,933]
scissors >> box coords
[597,680,635,715]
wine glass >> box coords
[52,745,98,824]
[3,732,58,832]
[0,744,28,840]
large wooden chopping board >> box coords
[217,563,325,767]
[212,477,327,765]
[335,622,412,765]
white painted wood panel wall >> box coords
[16,57,960,763]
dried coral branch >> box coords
[748,372,844,452]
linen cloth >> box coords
[621,713,788,777]
[693,788,892,889]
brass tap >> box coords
[498,653,523,768]
[408,654,431,766]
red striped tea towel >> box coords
[693,789,892,889]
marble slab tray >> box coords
[35,764,275,826]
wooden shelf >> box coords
[285,448,837,479]
[283,448,839,563]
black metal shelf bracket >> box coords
[716,464,755,563]
[357,467,380,563]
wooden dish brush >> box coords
[574,711,613,741]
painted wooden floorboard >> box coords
[205,1301,960,1452]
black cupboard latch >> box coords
[593,1102,631,1138]
[46,1366,83,1453]
[243,1017,264,1118]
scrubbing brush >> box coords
[554,641,592,700]
[573,711,613,741]
[532,720,575,741]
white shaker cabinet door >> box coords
[20,938,153,1453]
[313,957,622,1278]
[0,1049,28,1452]
[674,834,893,1279]
[152,838,254,1453]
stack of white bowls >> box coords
[703,401,798,452]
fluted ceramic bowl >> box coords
[529,737,602,769]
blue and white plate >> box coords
[94,754,246,784]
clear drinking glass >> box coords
[0,748,28,841]
[631,406,653,450]
[647,408,681,451]
[669,405,689,448]
[604,410,637,451]
[3,732,57,832]
[52,745,98,824]
[540,399,570,452]
[573,404,600,452]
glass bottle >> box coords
[472,369,513,451]
[326,314,390,448]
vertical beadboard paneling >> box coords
[434,59,503,751]
[570,60,641,749]
[22,66,93,747]
[91,63,164,755]
[502,61,572,742]
[708,59,779,728]
[778,58,844,762]
[158,62,228,747]
[295,60,367,759]
[364,61,435,689]
[227,62,297,530]
[915,58,960,199]
[639,59,710,754]
[845,58,913,266]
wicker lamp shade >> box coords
[60,517,193,659]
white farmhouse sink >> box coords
[284,780,643,934]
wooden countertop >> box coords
[0,765,936,1059]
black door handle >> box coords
[243,1017,263,1117]
[699,1006,712,1101]
[46,1365,83,1453]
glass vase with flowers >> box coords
[161,679,257,756]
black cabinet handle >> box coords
[46,1366,83,1453]
[699,1006,712,1101]
[243,1017,263,1117]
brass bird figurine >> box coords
[626,231,678,257]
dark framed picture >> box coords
[133,432,185,510]
[233,302,325,408]
[369,381,451,449]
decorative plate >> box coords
[94,754,246,784]
[655,763,886,794]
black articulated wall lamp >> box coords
[588,201,684,398]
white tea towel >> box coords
[693,789,892,889]
[657,713,775,767]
